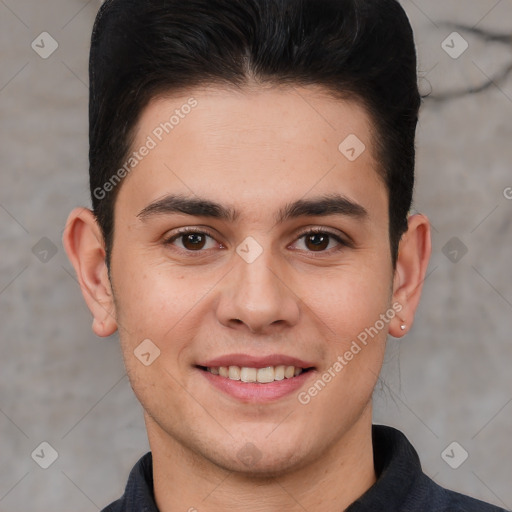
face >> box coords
[107,85,397,475]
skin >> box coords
[64,84,431,512]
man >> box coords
[63,0,508,510]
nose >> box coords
[215,247,300,335]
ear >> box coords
[62,208,118,337]
[389,213,431,337]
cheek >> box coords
[299,258,391,401]
[112,256,230,369]
[302,261,393,342]
[112,262,194,341]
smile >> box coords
[199,365,313,384]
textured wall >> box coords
[0,0,511,510]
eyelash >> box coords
[163,227,350,257]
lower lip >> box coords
[198,368,315,403]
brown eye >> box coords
[181,233,207,250]
[304,232,330,251]
[165,229,218,252]
[293,229,348,255]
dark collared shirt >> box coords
[102,424,509,511]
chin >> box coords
[212,440,312,478]
[225,455,306,479]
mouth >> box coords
[195,365,315,384]
[194,354,317,402]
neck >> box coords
[148,405,376,512]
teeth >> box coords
[274,365,285,381]
[206,365,306,383]
[228,366,241,380]
[240,367,257,382]
[285,366,295,378]
[255,367,274,383]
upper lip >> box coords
[198,354,316,369]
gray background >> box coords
[1,0,511,510]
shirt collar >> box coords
[346,424,423,511]
[114,450,159,512]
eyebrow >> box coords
[136,193,368,225]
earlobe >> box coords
[62,207,118,337]
[389,214,431,338]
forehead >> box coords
[137,84,375,153]
[118,84,386,223]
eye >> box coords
[163,227,349,256]
[292,228,348,254]
[164,228,220,252]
